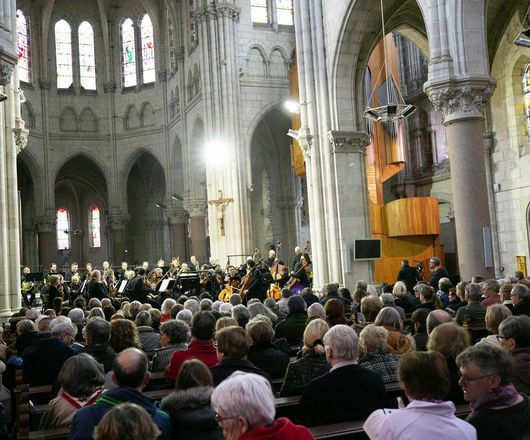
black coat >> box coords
[274,311,308,346]
[210,358,271,386]
[248,343,290,379]
[84,344,116,373]
[160,386,223,440]
[429,266,449,288]
[513,298,530,317]
[397,264,421,293]
[22,333,74,386]
[88,281,107,300]
[299,364,386,427]
[128,276,148,303]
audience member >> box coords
[165,311,218,382]
[70,348,170,440]
[135,311,160,352]
[497,315,530,394]
[428,322,470,404]
[364,351,476,440]
[500,283,514,311]
[40,353,105,429]
[301,287,319,307]
[274,295,307,346]
[379,293,406,320]
[456,344,530,440]
[93,403,161,440]
[392,281,415,314]
[109,319,141,353]
[210,326,270,386]
[212,372,313,439]
[373,307,413,355]
[426,309,452,335]
[232,304,250,328]
[160,359,222,440]
[306,302,326,323]
[320,283,343,306]
[324,298,348,327]
[481,279,501,308]
[437,277,452,308]
[299,325,386,426]
[455,283,486,326]
[411,308,429,351]
[358,324,399,384]
[83,318,116,373]
[477,304,511,348]
[152,319,189,372]
[280,318,330,397]
[511,284,530,316]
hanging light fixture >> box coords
[364,0,416,123]
[514,1,530,47]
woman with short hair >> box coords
[374,307,414,355]
[211,373,313,439]
[364,351,476,439]
[94,403,160,440]
[358,324,399,384]
[39,353,105,429]
[151,319,190,372]
[456,344,530,439]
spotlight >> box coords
[284,100,300,114]
[155,203,167,209]
[204,139,229,167]
[287,129,299,140]
[514,28,530,47]
[171,194,184,201]
[364,103,416,123]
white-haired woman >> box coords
[211,373,313,439]
[392,281,416,314]
[359,324,399,384]
[161,298,176,323]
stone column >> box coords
[107,214,130,264]
[34,215,56,268]
[168,209,188,261]
[425,79,496,280]
[328,131,373,287]
[185,200,208,262]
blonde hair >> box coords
[302,318,329,355]
[427,322,470,359]
[485,304,512,333]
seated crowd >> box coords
[1,265,530,439]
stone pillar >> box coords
[328,131,373,287]
[185,200,208,262]
[168,209,188,261]
[276,196,302,265]
[107,214,130,264]
[425,79,496,280]
[34,215,56,268]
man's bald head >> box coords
[427,310,452,335]
[112,348,149,389]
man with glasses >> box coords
[511,284,530,316]
[456,344,530,439]
[497,315,530,394]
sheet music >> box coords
[118,280,128,294]
[159,278,171,292]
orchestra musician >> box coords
[142,261,150,272]
[219,265,241,302]
[262,249,277,271]
[117,262,129,282]
[87,270,108,300]
[41,274,61,309]
[69,274,83,299]
[199,264,217,295]
[83,263,93,282]
[292,246,303,270]
[128,268,150,303]
[21,266,35,306]
[286,255,312,295]
[241,259,265,302]
[64,262,80,282]
[190,256,200,272]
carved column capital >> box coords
[184,199,207,217]
[197,4,240,22]
[424,78,496,125]
[297,127,313,160]
[328,130,370,154]
[13,127,29,154]
[167,209,189,225]
[0,60,14,86]
[33,215,56,233]
[108,214,130,231]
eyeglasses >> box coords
[215,414,238,424]
[496,335,508,341]
[459,373,496,384]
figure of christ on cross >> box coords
[208,190,233,236]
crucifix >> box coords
[208,190,233,236]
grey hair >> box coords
[380,293,395,306]
[498,315,530,347]
[67,308,85,326]
[356,280,368,292]
[359,324,388,352]
[88,298,102,310]
[176,309,193,326]
[211,372,275,429]
[161,298,176,315]
[159,319,190,344]
[212,301,222,312]
[465,283,483,302]
[248,302,276,321]
[135,310,152,327]
[263,298,278,311]
[219,303,233,317]
[430,257,441,266]
[88,307,105,320]
[483,279,500,293]
[184,299,200,315]
[232,304,250,322]
[16,319,36,335]
[200,299,213,311]
[426,310,452,334]
[51,321,77,338]
[512,284,530,299]
[374,307,404,332]
[307,302,326,319]
[392,281,407,297]
[323,324,359,362]
[456,344,513,386]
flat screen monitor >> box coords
[354,239,381,260]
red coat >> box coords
[165,338,218,382]
[240,418,314,440]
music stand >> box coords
[118,280,128,294]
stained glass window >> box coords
[251,0,269,24]
[56,208,70,250]
[276,0,293,25]
[16,10,31,83]
[55,20,73,89]
[122,18,137,87]
[78,21,96,90]
[141,14,155,84]
[90,206,101,248]
[524,64,530,140]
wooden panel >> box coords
[370,201,384,235]
[384,197,440,237]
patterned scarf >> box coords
[470,384,519,412]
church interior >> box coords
[0,0,528,313]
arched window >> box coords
[16,10,31,83]
[56,208,70,250]
[55,20,73,89]
[141,14,155,83]
[78,21,96,90]
[89,206,101,248]
[276,0,293,26]
[251,0,268,24]
[523,63,530,140]
[122,18,137,87]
